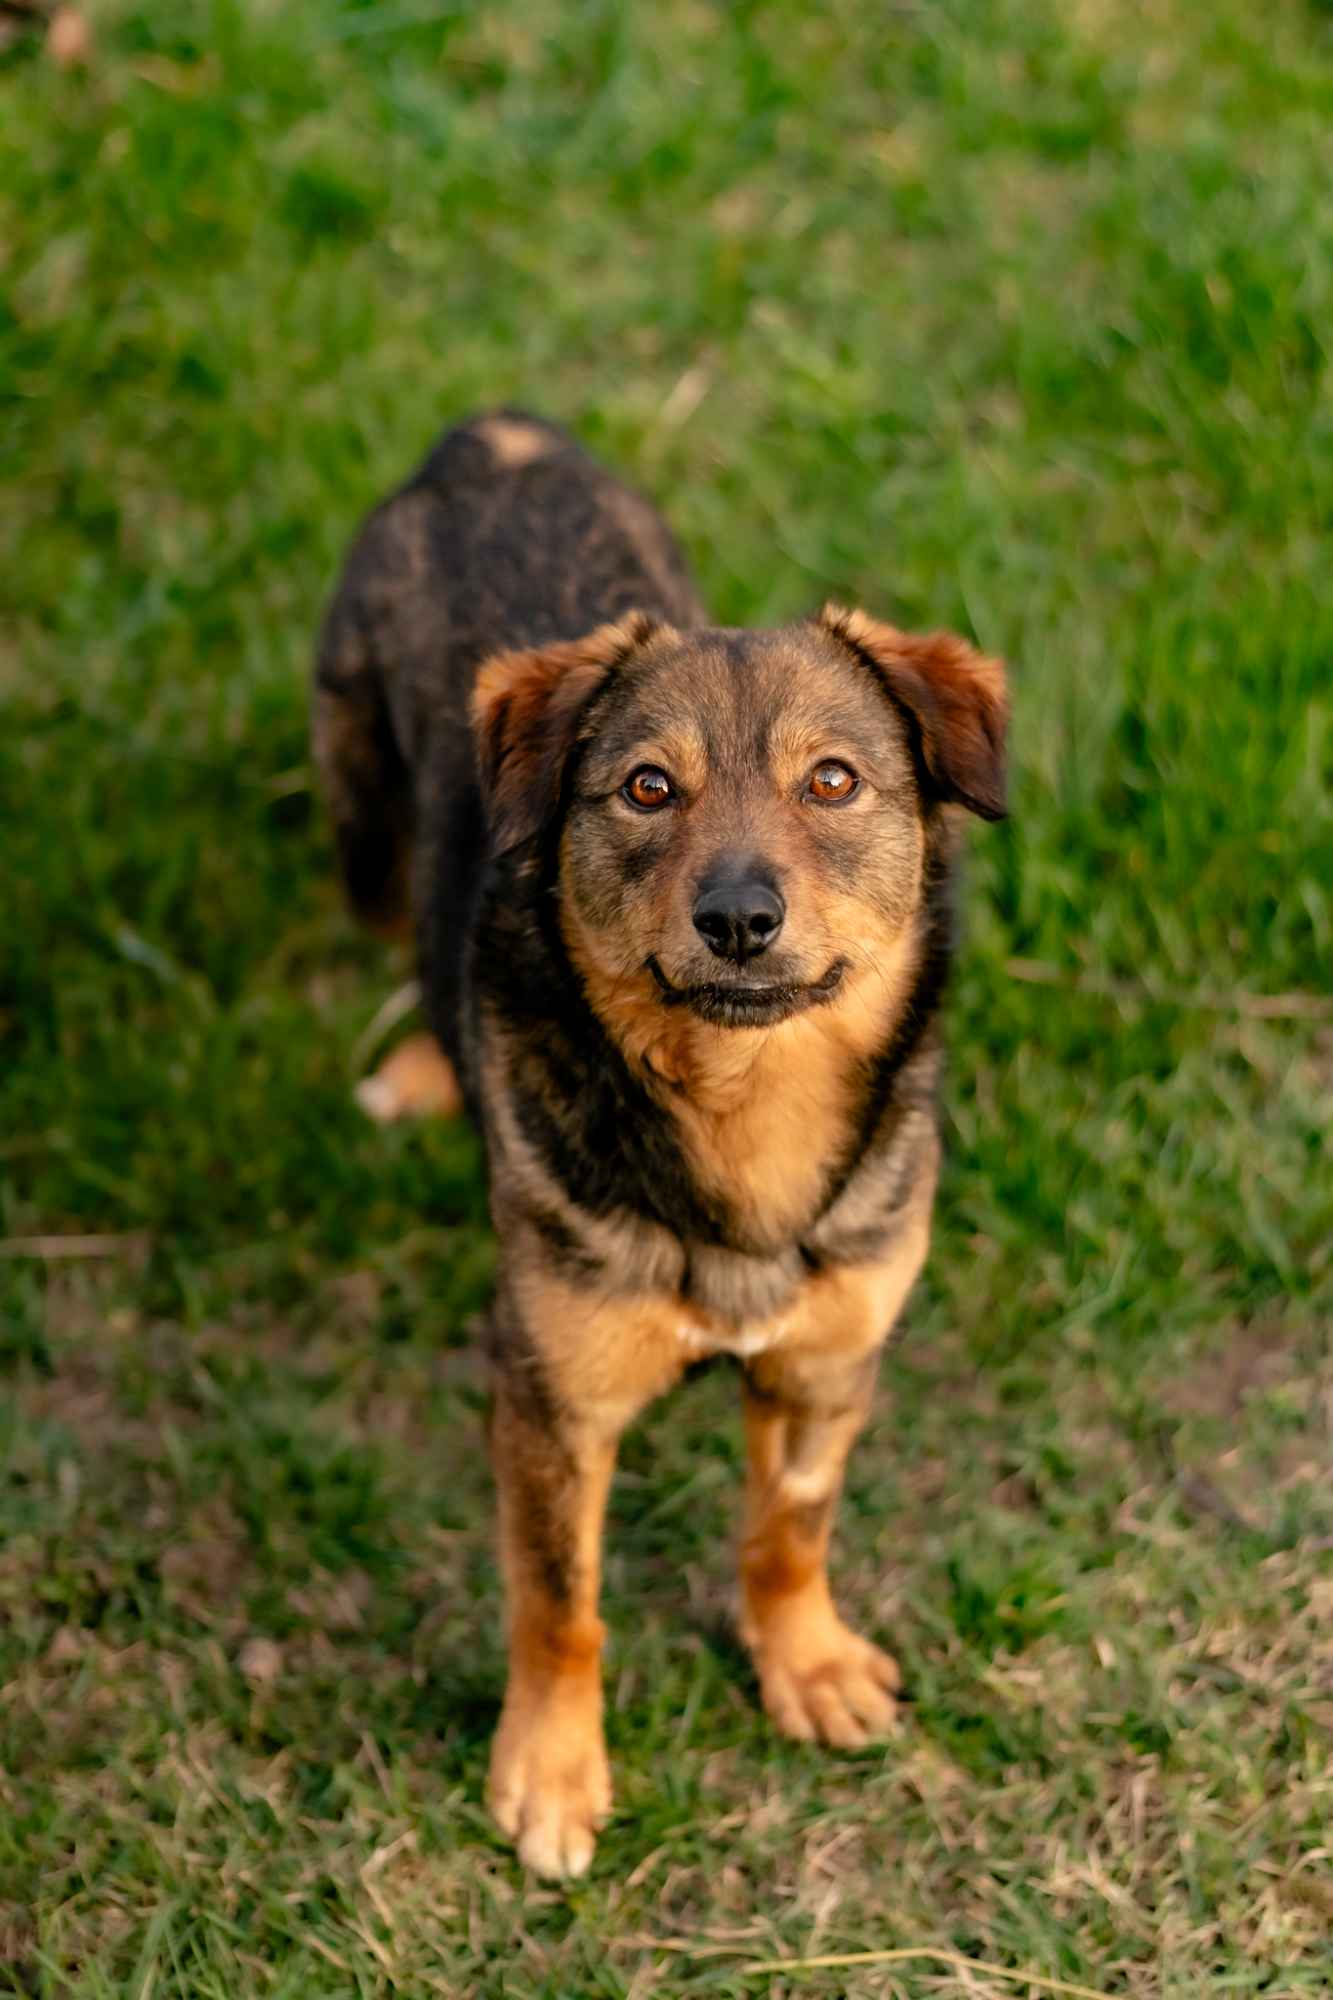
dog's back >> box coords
[313,410,704,935]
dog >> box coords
[314,410,1007,1878]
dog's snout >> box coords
[692,868,786,964]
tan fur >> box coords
[739,1384,902,1747]
[487,1393,616,1878]
[508,1208,931,1436]
[820,602,1007,709]
[472,612,663,736]
[509,1263,692,1432]
[564,888,920,1245]
[355,1032,462,1122]
[735,1210,930,1742]
[472,415,556,468]
[472,614,668,852]
[819,602,1008,820]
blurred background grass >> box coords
[1,2,1331,1994]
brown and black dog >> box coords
[314,411,1007,1878]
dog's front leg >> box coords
[738,1350,901,1748]
[486,1381,618,1879]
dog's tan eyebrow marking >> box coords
[587,706,711,787]
[472,416,553,468]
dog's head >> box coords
[473,606,1006,1035]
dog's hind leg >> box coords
[313,480,455,935]
[314,628,465,1119]
[313,613,414,938]
[315,490,472,1116]
[355,1031,462,1123]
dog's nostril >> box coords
[692,877,786,963]
[693,907,733,947]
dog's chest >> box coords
[661,1039,863,1248]
[656,1189,933,1376]
[672,1309,791,1362]
[657,1114,935,1358]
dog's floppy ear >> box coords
[472,610,663,853]
[818,603,1008,820]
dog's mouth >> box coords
[647,956,847,1026]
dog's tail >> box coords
[312,548,415,936]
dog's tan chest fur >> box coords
[566,914,918,1250]
[665,963,910,1245]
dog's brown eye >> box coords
[623,766,674,811]
[807,761,859,803]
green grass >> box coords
[3,0,1332,1992]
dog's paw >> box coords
[355,1033,462,1123]
[755,1618,901,1749]
[487,1711,612,1880]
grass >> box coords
[2,0,1332,1992]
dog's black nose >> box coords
[692,872,786,964]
